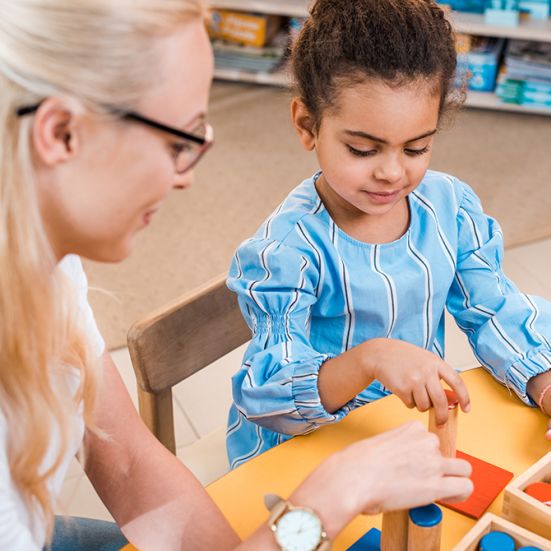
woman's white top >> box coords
[0,255,105,549]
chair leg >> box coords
[138,388,177,455]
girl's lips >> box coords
[365,190,400,204]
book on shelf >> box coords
[496,39,551,108]
[212,39,285,73]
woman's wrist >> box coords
[288,453,364,539]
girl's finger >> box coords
[426,377,448,426]
[439,364,470,413]
[426,377,449,426]
[412,385,431,412]
[399,390,416,409]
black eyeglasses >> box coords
[16,102,214,175]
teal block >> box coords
[484,8,521,25]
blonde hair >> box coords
[0,0,205,541]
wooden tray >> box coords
[452,512,551,550]
[503,450,551,540]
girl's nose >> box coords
[373,153,404,184]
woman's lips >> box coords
[142,207,160,227]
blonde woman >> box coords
[0,1,472,550]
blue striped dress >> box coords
[226,170,551,469]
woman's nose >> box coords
[173,170,194,190]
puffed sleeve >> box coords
[447,182,551,405]
[58,255,106,358]
[227,237,352,435]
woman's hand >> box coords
[364,338,470,426]
[290,421,473,539]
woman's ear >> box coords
[31,97,82,167]
[291,98,317,151]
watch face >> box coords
[275,508,322,551]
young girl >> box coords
[226,0,551,469]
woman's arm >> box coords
[82,351,240,550]
[237,421,473,549]
[83,355,472,550]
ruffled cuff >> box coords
[291,353,354,430]
[506,349,551,406]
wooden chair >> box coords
[127,273,250,454]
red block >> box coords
[438,450,514,519]
[524,481,551,506]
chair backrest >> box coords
[127,273,250,453]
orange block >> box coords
[438,450,514,519]
[524,481,551,506]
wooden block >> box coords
[451,512,551,551]
[429,389,459,458]
[407,503,442,551]
[440,450,513,519]
[503,450,551,540]
[381,510,408,551]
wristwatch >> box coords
[264,494,331,551]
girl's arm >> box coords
[447,181,551,436]
[83,351,240,550]
[317,338,470,426]
[527,370,551,438]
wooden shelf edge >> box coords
[210,2,551,43]
[213,69,551,116]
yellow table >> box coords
[206,368,551,550]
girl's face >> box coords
[293,79,441,223]
[36,20,213,263]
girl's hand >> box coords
[290,421,473,538]
[365,338,470,426]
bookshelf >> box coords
[211,1,551,116]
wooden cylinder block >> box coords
[428,389,459,458]
[407,503,442,551]
[381,509,409,551]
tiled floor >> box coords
[58,237,551,521]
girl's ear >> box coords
[291,98,317,151]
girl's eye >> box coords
[405,146,430,157]
[347,145,377,157]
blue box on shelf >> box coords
[457,37,506,92]
[519,0,551,19]
[441,0,487,12]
